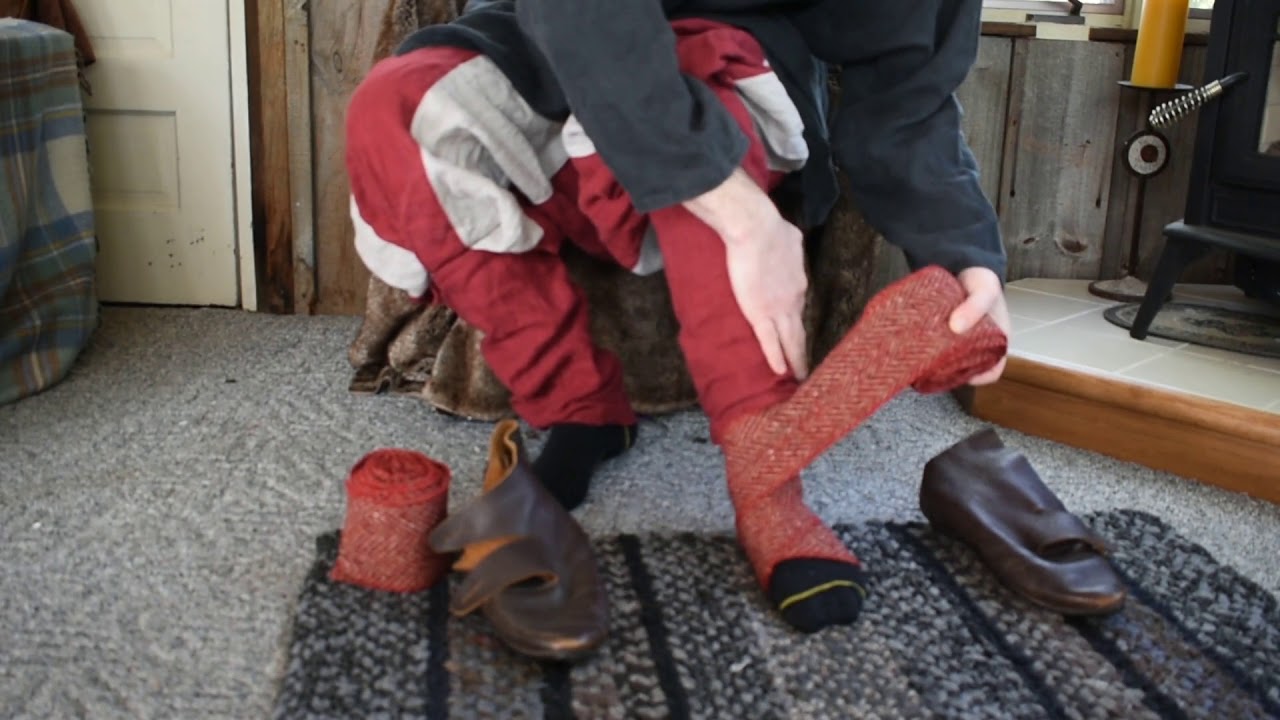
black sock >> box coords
[532,423,636,510]
[767,558,869,634]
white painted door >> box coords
[77,0,241,306]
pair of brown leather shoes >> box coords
[429,419,609,661]
[920,428,1126,616]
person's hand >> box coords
[948,266,1011,386]
[684,169,810,380]
[722,212,810,380]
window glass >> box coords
[1260,15,1280,155]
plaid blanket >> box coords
[0,18,97,405]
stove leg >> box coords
[1130,234,1210,340]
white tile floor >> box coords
[1005,278,1280,415]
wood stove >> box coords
[1131,0,1280,338]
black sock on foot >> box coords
[532,422,636,510]
[767,558,869,634]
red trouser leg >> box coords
[567,141,792,433]
[565,21,859,589]
[430,207,636,430]
[564,21,799,434]
[646,131,858,590]
[345,47,634,430]
[647,174,794,441]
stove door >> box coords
[1218,2,1280,182]
[1198,0,1280,238]
[1258,16,1280,156]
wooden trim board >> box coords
[284,0,316,315]
[957,356,1280,505]
[245,0,296,313]
[244,0,317,314]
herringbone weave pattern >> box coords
[330,449,453,593]
[722,266,1008,584]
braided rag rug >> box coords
[273,510,1280,719]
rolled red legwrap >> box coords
[329,449,452,593]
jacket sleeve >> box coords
[794,0,1008,280]
[515,0,749,212]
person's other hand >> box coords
[948,266,1010,386]
[684,169,809,380]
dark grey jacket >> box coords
[399,0,1007,278]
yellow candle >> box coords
[1130,0,1190,88]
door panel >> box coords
[78,0,240,306]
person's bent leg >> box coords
[563,19,868,633]
[345,45,636,508]
[649,168,869,634]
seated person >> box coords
[343,0,1010,634]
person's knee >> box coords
[346,47,480,136]
[347,58,403,125]
[345,63,415,168]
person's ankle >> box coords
[532,423,637,510]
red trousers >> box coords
[346,20,801,441]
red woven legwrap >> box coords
[722,266,1009,586]
[330,449,452,593]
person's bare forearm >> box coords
[515,0,748,212]
[682,169,784,246]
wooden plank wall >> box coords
[246,0,326,314]
[269,17,1226,315]
[245,0,294,314]
[963,38,1016,206]
[875,35,1017,289]
[1000,40,1126,279]
[309,0,394,315]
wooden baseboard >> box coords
[956,356,1280,505]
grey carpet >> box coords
[273,511,1280,720]
[2,306,1279,719]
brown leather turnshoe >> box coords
[920,428,1126,616]
[428,419,609,661]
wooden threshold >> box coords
[956,356,1280,505]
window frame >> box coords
[982,0,1127,16]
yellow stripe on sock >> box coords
[777,579,868,611]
